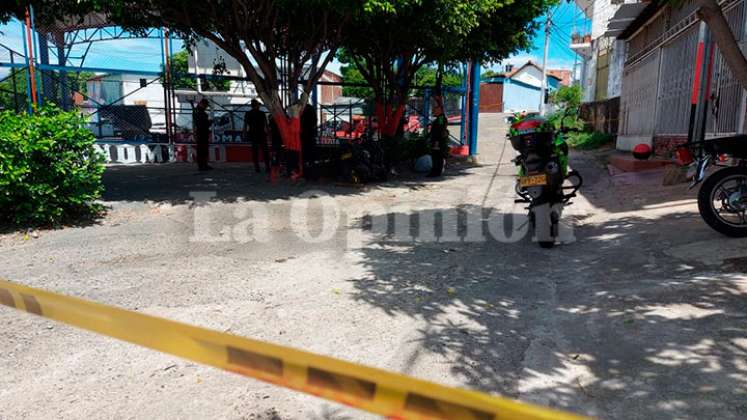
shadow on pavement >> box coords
[101,161,476,205]
[347,205,747,419]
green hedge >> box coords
[0,107,105,226]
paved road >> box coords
[1,114,746,419]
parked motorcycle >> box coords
[508,114,582,248]
[680,134,747,237]
[337,130,388,184]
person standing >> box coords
[268,114,284,174]
[244,99,270,173]
[427,98,449,177]
[194,98,212,171]
[300,103,318,180]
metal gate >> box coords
[707,0,746,136]
[655,25,699,136]
[620,50,661,137]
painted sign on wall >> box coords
[96,143,255,164]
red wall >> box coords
[479,83,503,113]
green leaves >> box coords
[0,106,104,227]
[341,0,552,117]
[550,85,583,110]
[547,85,584,132]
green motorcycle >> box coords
[508,113,582,248]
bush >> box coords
[566,131,613,150]
[547,111,585,132]
[549,85,582,110]
[382,133,430,164]
[0,107,105,226]
[548,85,585,132]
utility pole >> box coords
[540,12,551,116]
[572,6,578,85]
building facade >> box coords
[572,0,637,104]
[480,62,562,113]
[615,0,747,152]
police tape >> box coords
[0,279,586,420]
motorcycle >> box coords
[679,134,747,237]
[337,129,388,184]
[508,113,583,248]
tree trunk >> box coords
[240,63,307,153]
[375,100,407,137]
[273,112,302,152]
[697,0,747,91]
[435,61,444,97]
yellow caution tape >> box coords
[0,279,586,420]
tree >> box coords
[339,64,462,100]
[3,1,358,160]
[340,64,374,99]
[340,0,554,137]
[548,84,584,130]
[168,48,230,92]
[0,67,95,111]
[413,66,462,88]
[481,69,503,80]
[687,0,747,92]
[550,85,582,111]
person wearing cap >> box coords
[194,98,212,171]
[244,99,270,173]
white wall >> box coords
[582,54,597,102]
[512,65,544,88]
[189,39,245,79]
[118,75,168,128]
[591,0,620,39]
[119,75,165,106]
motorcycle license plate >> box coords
[519,174,548,187]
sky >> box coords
[0,2,588,79]
[492,1,590,72]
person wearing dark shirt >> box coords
[194,98,212,171]
[268,114,284,172]
[300,103,318,180]
[244,99,270,173]
[427,98,449,178]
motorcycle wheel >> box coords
[697,166,747,237]
[532,203,556,248]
